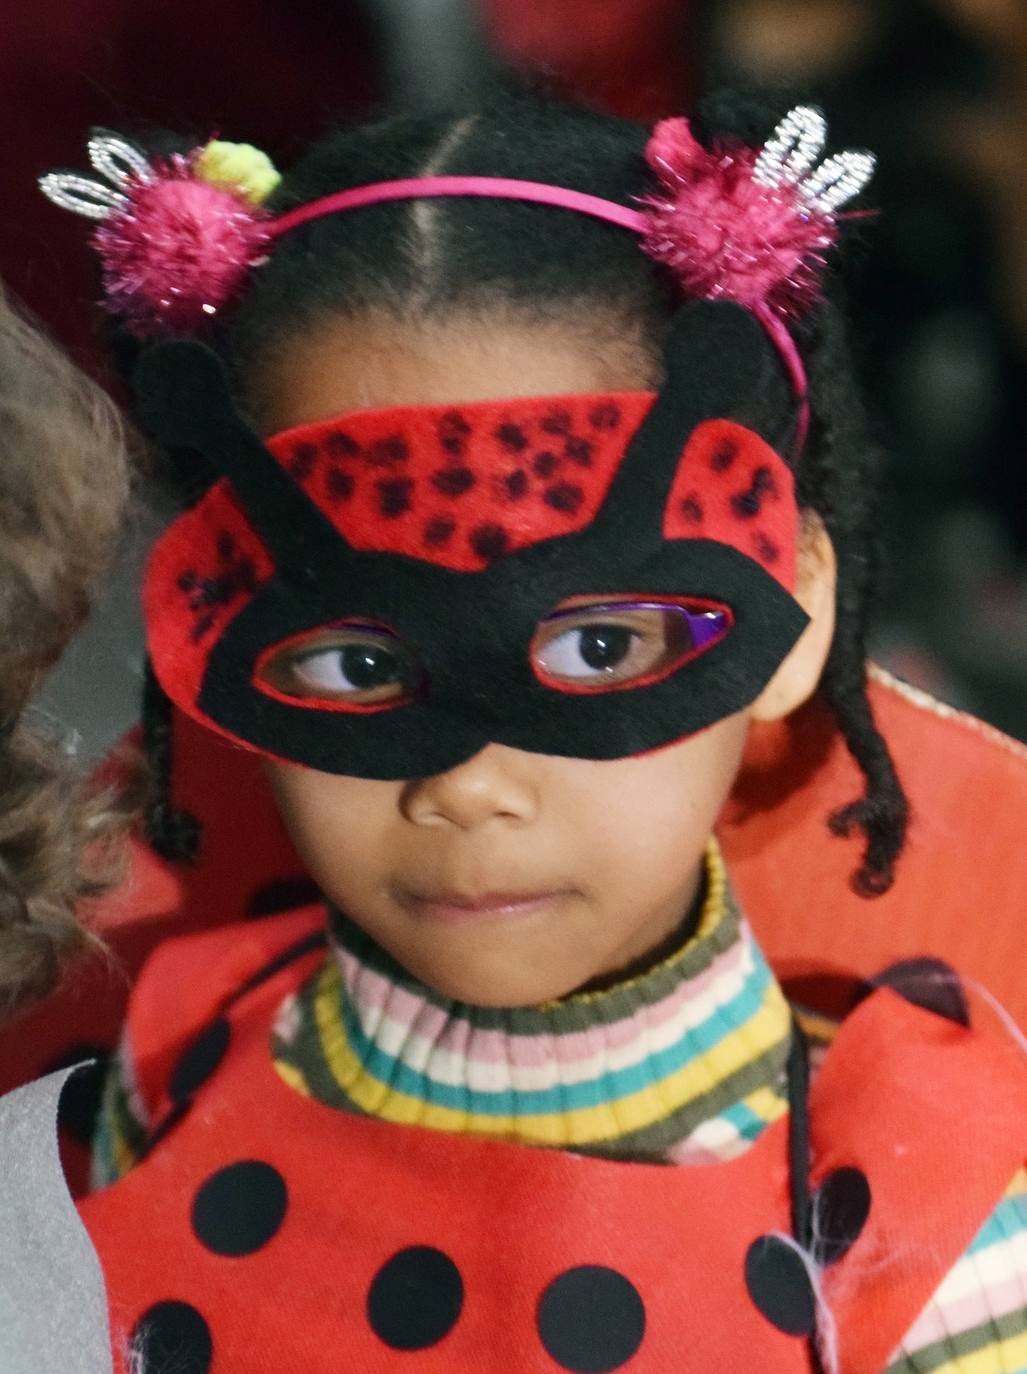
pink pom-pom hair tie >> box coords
[40,131,272,337]
[638,106,874,445]
[40,109,875,436]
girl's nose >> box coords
[400,744,540,830]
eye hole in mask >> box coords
[255,621,423,712]
[254,597,732,714]
[531,599,732,694]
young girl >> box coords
[26,93,1027,1374]
[0,283,133,1020]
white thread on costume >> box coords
[87,131,154,189]
[753,107,827,188]
[965,977,1027,1057]
[38,172,127,220]
[766,1229,841,1374]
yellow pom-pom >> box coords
[195,142,281,206]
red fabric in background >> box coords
[479,0,694,122]
[0,1,380,365]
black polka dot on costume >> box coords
[754,533,780,564]
[564,436,594,467]
[376,477,414,518]
[131,1301,212,1373]
[732,467,778,520]
[325,430,359,460]
[544,482,584,515]
[170,1019,231,1105]
[424,516,456,546]
[711,438,738,471]
[496,422,529,452]
[192,1160,288,1257]
[368,434,409,467]
[589,401,621,431]
[813,1168,872,1265]
[438,411,471,456]
[367,1246,463,1350]
[533,450,560,479]
[215,531,237,562]
[680,494,704,524]
[469,523,510,562]
[537,1266,646,1373]
[541,407,572,435]
[732,491,761,519]
[502,469,530,501]
[325,468,355,503]
[745,1236,816,1337]
[289,442,317,481]
[431,466,476,497]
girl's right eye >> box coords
[255,624,421,711]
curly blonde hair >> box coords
[0,286,137,1019]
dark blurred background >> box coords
[3,0,1025,755]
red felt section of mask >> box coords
[144,484,274,714]
[263,392,656,571]
[663,419,798,590]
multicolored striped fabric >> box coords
[91,1027,149,1190]
[882,1167,1027,1373]
[793,1012,1027,1374]
[270,840,793,1161]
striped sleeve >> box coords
[89,1033,150,1190]
[884,1166,1027,1373]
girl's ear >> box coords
[750,511,837,722]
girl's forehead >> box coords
[254,313,659,437]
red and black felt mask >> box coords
[139,302,810,778]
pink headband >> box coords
[270,176,650,237]
[40,107,875,450]
[267,171,819,448]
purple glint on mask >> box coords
[541,601,729,647]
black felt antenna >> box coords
[134,340,348,573]
[586,301,793,552]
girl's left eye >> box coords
[531,600,731,693]
[255,623,421,711]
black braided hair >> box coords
[142,658,200,863]
[147,90,909,894]
[794,303,909,895]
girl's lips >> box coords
[401,890,570,924]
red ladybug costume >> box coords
[78,906,1027,1374]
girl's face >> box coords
[258,314,835,1006]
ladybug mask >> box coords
[139,302,810,779]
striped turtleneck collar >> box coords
[271,841,793,1164]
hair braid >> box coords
[142,659,200,863]
[796,302,909,894]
